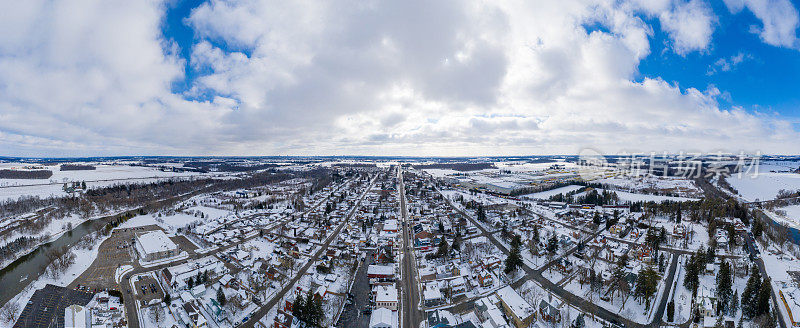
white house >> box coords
[369,307,398,328]
[373,285,399,311]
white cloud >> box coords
[707,52,752,75]
[658,0,717,54]
[724,0,800,48]
[0,0,797,156]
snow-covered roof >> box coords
[136,230,178,254]
[495,286,534,320]
[368,264,394,276]
[423,286,442,301]
[369,307,397,328]
[374,285,398,303]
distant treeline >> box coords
[184,161,281,172]
[0,169,53,179]
[332,163,377,168]
[414,163,496,171]
[60,164,96,171]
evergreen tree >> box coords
[755,277,772,318]
[684,249,704,294]
[292,294,306,322]
[164,293,171,306]
[505,235,523,274]
[187,276,194,289]
[634,265,661,307]
[730,290,739,316]
[547,235,559,255]
[716,261,733,315]
[217,287,226,307]
[753,219,763,238]
[477,205,486,222]
[436,239,450,259]
[742,266,762,319]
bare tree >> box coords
[1,301,20,324]
[149,304,165,326]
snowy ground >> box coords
[0,164,209,201]
[573,188,700,203]
[440,189,507,205]
[527,185,584,199]
[595,176,701,197]
[726,172,800,202]
[764,205,800,230]
[563,256,674,324]
[0,231,112,324]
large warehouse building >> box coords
[135,230,179,262]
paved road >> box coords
[241,174,378,328]
[398,167,424,328]
[745,225,788,328]
[120,177,357,328]
[436,183,679,328]
[652,253,680,326]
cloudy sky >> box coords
[1,0,800,157]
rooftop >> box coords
[136,230,178,254]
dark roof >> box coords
[15,284,94,328]
[427,310,452,328]
[454,320,479,328]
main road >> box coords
[398,167,425,328]
[241,173,379,328]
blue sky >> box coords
[636,0,800,120]
[1,0,800,156]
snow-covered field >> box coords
[727,172,800,201]
[759,161,800,173]
[526,185,584,199]
[117,205,233,232]
[595,176,700,195]
[0,164,209,201]
[765,205,800,229]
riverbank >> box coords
[0,208,135,272]
[0,230,112,326]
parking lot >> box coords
[133,274,164,305]
[172,234,200,254]
[70,225,161,289]
[336,249,374,328]
[15,284,94,328]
